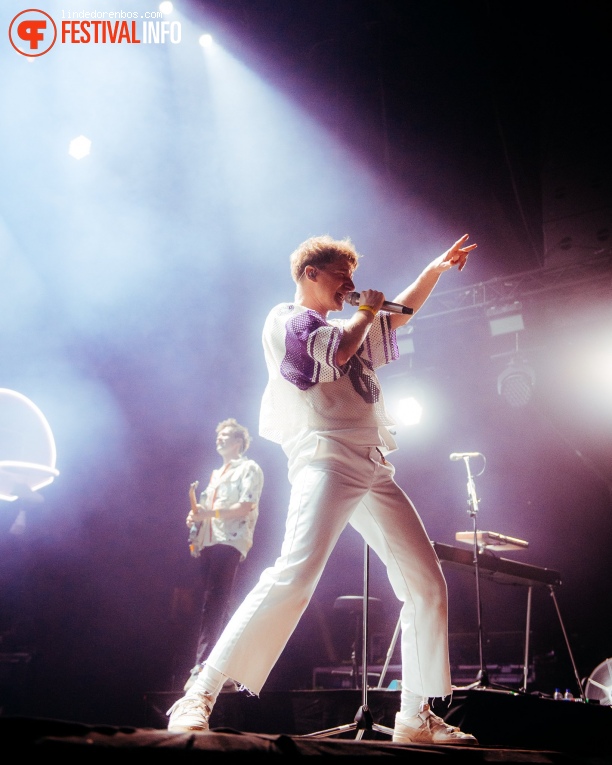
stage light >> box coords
[0,388,59,503]
[159,1,173,14]
[68,135,91,160]
[396,396,423,426]
[384,378,425,428]
[486,301,524,336]
[497,357,535,408]
[199,34,213,49]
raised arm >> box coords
[388,234,477,330]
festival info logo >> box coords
[9,8,57,56]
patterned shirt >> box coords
[191,455,264,560]
[259,303,399,458]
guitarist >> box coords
[183,418,264,692]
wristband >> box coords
[215,509,220,518]
[358,304,377,316]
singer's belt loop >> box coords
[375,447,387,464]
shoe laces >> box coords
[189,691,213,711]
[419,705,460,734]
[168,692,212,720]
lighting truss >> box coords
[414,250,612,324]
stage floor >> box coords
[3,689,610,762]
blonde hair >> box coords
[290,235,360,283]
[216,418,250,453]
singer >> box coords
[168,233,479,745]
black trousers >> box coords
[195,543,242,666]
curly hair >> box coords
[290,235,361,284]
[216,418,251,453]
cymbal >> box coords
[455,531,529,551]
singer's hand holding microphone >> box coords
[347,289,385,317]
[345,291,413,315]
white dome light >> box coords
[68,135,92,160]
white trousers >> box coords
[206,436,451,698]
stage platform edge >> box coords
[1,688,609,762]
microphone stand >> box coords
[298,541,394,740]
[462,455,489,689]
[453,455,517,694]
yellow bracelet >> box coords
[358,304,377,316]
[214,509,220,518]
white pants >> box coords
[206,436,451,698]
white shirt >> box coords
[259,303,399,471]
[191,455,264,560]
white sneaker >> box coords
[183,664,203,692]
[393,704,478,745]
[167,692,213,732]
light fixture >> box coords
[486,301,524,336]
[159,1,173,14]
[396,396,422,426]
[385,363,424,427]
[199,33,213,48]
[68,135,91,160]
[0,388,59,504]
[497,357,535,408]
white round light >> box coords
[397,396,423,426]
[68,135,91,160]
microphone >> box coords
[345,291,413,315]
[449,452,483,461]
